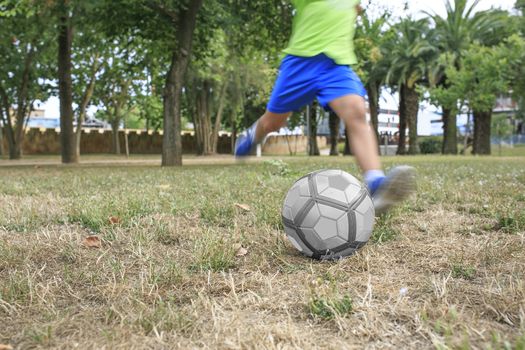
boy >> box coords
[235,0,415,214]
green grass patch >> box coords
[495,213,525,234]
[308,295,353,320]
[451,264,476,280]
[135,300,194,336]
[371,214,400,243]
[189,231,236,272]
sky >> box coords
[40,0,520,118]
[367,0,518,19]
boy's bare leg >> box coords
[235,110,291,156]
[329,94,380,172]
[329,94,416,215]
[254,111,291,143]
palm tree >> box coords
[354,11,390,142]
[427,0,509,154]
[385,18,437,155]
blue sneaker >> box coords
[235,122,258,157]
[369,166,416,215]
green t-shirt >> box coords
[284,0,359,65]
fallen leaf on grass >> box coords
[234,203,251,212]
[235,245,248,257]
[82,235,102,248]
[0,344,13,350]
[108,216,121,225]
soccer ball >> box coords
[282,170,375,260]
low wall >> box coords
[0,127,326,156]
[262,135,327,155]
[1,128,232,155]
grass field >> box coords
[1,154,524,349]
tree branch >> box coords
[0,82,14,131]
[148,1,179,22]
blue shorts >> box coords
[267,54,367,113]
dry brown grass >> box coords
[0,156,524,349]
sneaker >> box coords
[234,122,258,157]
[369,165,416,215]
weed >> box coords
[136,301,193,335]
[189,232,236,272]
[451,264,476,280]
[0,271,31,304]
[371,214,399,243]
[495,213,525,234]
[154,223,179,245]
[264,159,291,177]
[199,203,235,227]
[308,295,353,320]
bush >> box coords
[419,137,442,154]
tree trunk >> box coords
[75,56,100,159]
[194,80,212,155]
[442,107,457,154]
[0,98,19,158]
[162,0,204,167]
[472,110,492,155]
[344,127,352,155]
[366,81,380,142]
[405,85,419,155]
[1,45,35,160]
[12,101,29,160]
[0,124,3,157]
[0,106,21,160]
[0,87,7,157]
[124,131,130,158]
[211,82,228,154]
[308,103,320,156]
[111,119,120,155]
[397,85,407,155]
[328,111,339,156]
[0,85,17,159]
[58,2,77,164]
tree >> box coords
[518,0,525,34]
[354,7,390,141]
[427,0,512,154]
[56,0,77,163]
[187,29,231,155]
[93,38,144,154]
[159,0,204,166]
[0,1,54,160]
[445,44,511,154]
[386,18,437,155]
[505,32,525,126]
[70,25,109,158]
[100,0,205,165]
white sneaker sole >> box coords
[373,166,416,216]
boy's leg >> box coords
[236,55,328,156]
[255,111,291,143]
[234,111,291,156]
[329,94,416,215]
[328,95,380,172]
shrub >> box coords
[419,136,443,154]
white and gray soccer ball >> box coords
[282,170,375,260]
